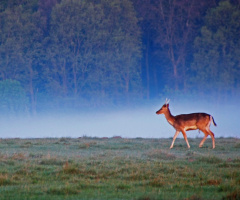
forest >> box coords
[0,0,239,114]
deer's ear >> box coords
[166,104,169,108]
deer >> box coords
[156,99,216,149]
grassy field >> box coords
[0,137,239,200]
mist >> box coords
[0,96,239,139]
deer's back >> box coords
[174,113,210,130]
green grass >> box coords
[0,137,239,199]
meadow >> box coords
[0,137,239,200]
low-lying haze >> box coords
[0,98,239,139]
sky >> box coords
[0,98,239,139]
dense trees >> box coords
[0,0,239,114]
[0,0,141,113]
[190,1,240,99]
[0,0,44,114]
[47,0,141,104]
[133,0,219,96]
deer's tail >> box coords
[211,116,217,126]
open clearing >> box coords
[0,137,239,200]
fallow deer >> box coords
[156,99,216,149]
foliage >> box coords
[0,137,239,199]
[190,1,240,97]
[45,0,142,105]
[0,0,142,111]
[0,0,239,112]
[132,0,218,96]
[0,0,45,114]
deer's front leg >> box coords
[181,130,190,149]
[170,131,180,149]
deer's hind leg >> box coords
[206,118,215,149]
[207,129,215,149]
[199,131,208,148]
[199,128,215,149]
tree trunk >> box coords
[145,31,150,99]
[62,59,68,96]
[28,63,36,115]
[73,63,77,96]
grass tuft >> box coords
[234,143,240,148]
[206,179,222,185]
[11,153,26,160]
[197,155,222,164]
[0,174,12,186]
[47,185,80,195]
[40,158,65,166]
[20,141,33,148]
[184,194,203,200]
[222,189,240,200]
[62,161,79,174]
[78,142,97,149]
[148,178,165,187]
[145,149,176,160]
[116,183,131,190]
[136,196,156,200]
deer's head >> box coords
[156,99,170,115]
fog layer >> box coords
[0,98,239,139]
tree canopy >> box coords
[0,0,239,114]
[190,1,240,99]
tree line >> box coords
[0,0,239,114]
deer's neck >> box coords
[164,109,175,126]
